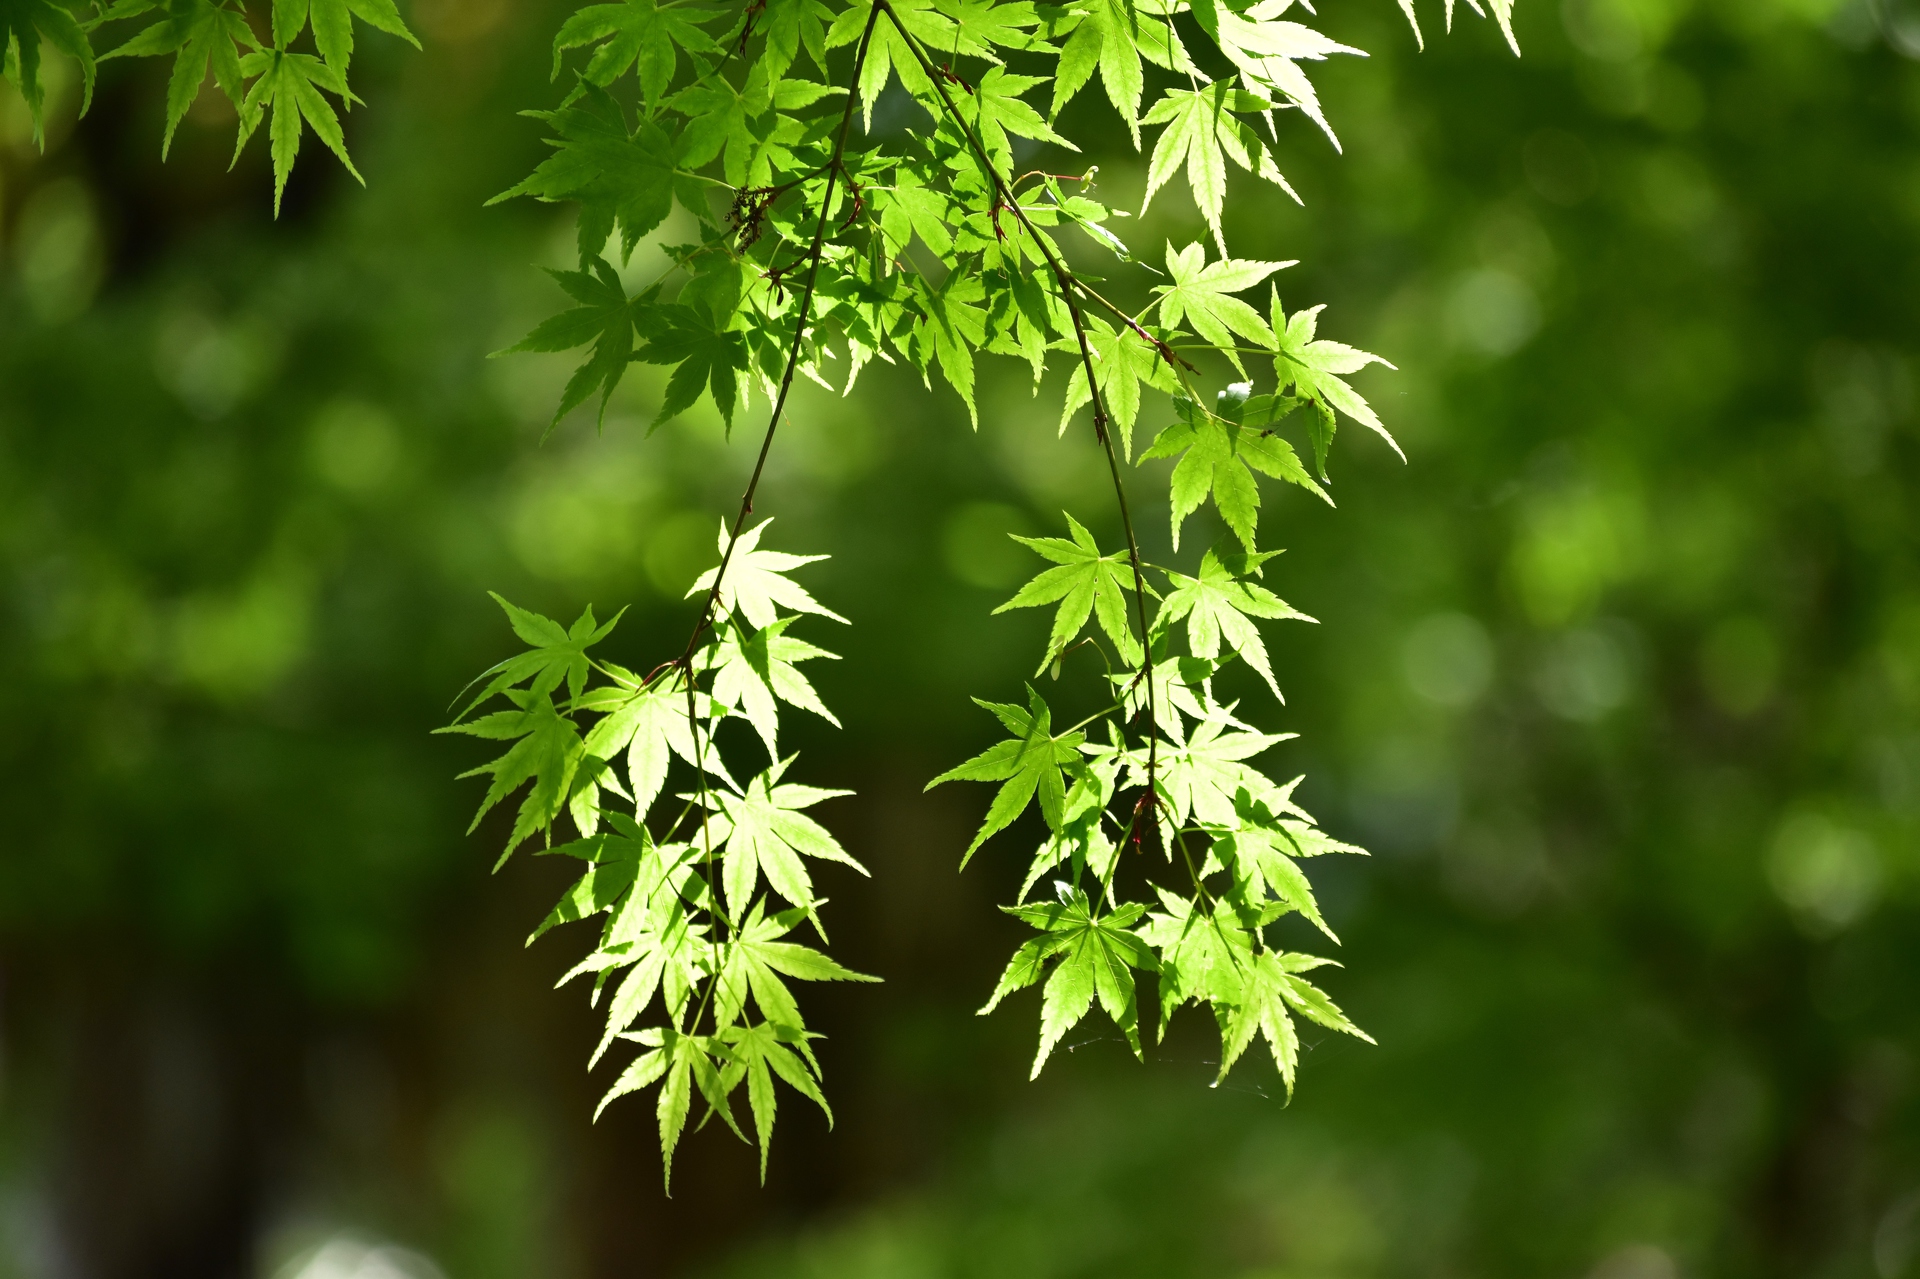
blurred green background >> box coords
[2,0,1917,1275]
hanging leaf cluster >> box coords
[4,0,417,211]
[445,0,1521,1180]
[442,520,874,1189]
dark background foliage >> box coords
[1,0,1916,1276]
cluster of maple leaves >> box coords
[440,0,1521,1183]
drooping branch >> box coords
[878,0,1163,844]
[668,1,886,1023]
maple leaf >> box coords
[717,1019,832,1182]
[994,513,1144,672]
[703,757,866,927]
[1216,950,1371,1094]
[1209,789,1366,943]
[1057,315,1180,459]
[100,0,256,159]
[577,674,738,824]
[442,688,587,866]
[1049,0,1191,142]
[233,48,363,216]
[553,0,720,101]
[910,270,988,426]
[757,0,834,81]
[497,259,646,432]
[980,886,1158,1075]
[264,0,416,77]
[928,687,1086,866]
[1270,290,1399,478]
[1153,244,1292,375]
[1,0,93,144]
[634,300,752,430]
[825,0,952,129]
[967,65,1075,173]
[454,593,621,719]
[1188,2,1363,149]
[687,518,848,630]
[1155,542,1308,701]
[703,617,841,760]
[1137,887,1258,1036]
[712,900,878,1035]
[489,84,677,260]
[596,1026,741,1189]
[527,812,689,944]
[1016,748,1121,902]
[935,0,1041,55]
[1134,704,1292,832]
[1140,82,1297,254]
[1141,389,1324,551]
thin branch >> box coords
[878,0,1162,830]
[670,1,885,1032]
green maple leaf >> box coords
[100,0,255,159]
[712,900,878,1036]
[967,65,1075,172]
[935,0,1040,55]
[1016,748,1121,902]
[233,47,362,215]
[442,688,588,866]
[578,675,736,823]
[824,0,951,130]
[1156,541,1308,701]
[454,592,621,719]
[596,1026,741,1190]
[1187,5,1360,149]
[527,812,685,945]
[1153,243,1291,375]
[552,0,720,100]
[668,71,772,188]
[633,300,752,430]
[1211,828,1334,943]
[994,513,1144,673]
[1135,704,1292,832]
[911,271,988,426]
[1140,81,1296,253]
[687,518,848,630]
[574,829,708,1064]
[1401,0,1519,53]
[1217,950,1371,1094]
[1141,389,1324,552]
[718,1019,833,1182]
[1048,0,1190,142]
[980,887,1158,1076]
[1210,789,1366,944]
[704,757,866,927]
[703,616,840,760]
[1137,887,1257,1037]
[490,85,677,260]
[1112,639,1217,739]
[927,687,1085,865]
[1270,290,1399,479]
[876,168,956,256]
[497,259,647,432]
[1,0,94,145]
[757,0,833,82]
[269,0,417,75]
[1057,315,1179,459]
